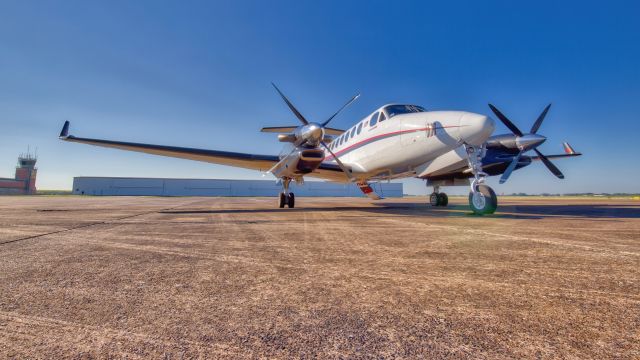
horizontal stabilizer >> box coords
[531,153,581,160]
[261,126,298,133]
[323,127,346,135]
[532,143,582,161]
[261,126,345,135]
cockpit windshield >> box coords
[384,104,426,118]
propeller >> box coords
[488,103,564,183]
[321,93,360,127]
[271,83,309,125]
[270,83,359,181]
[271,83,359,129]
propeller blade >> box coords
[530,103,551,134]
[271,83,309,125]
[534,148,565,179]
[499,151,523,184]
[320,141,354,182]
[321,93,361,127]
[260,126,298,133]
[488,104,523,137]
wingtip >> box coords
[59,121,70,138]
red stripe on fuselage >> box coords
[324,125,461,161]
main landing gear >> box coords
[429,186,448,207]
[278,178,295,208]
[465,144,497,215]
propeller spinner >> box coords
[488,103,565,183]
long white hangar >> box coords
[72,177,403,197]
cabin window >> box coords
[356,122,363,135]
[350,127,356,138]
[369,112,379,126]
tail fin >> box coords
[59,121,70,138]
[563,142,576,155]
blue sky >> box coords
[1,1,638,194]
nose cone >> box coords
[516,134,546,150]
[458,113,495,145]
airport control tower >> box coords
[0,152,38,195]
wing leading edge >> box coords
[59,121,279,171]
[58,121,350,179]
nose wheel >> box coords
[465,144,497,215]
[468,184,497,214]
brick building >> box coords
[0,154,37,195]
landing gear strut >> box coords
[278,178,295,208]
[429,185,448,207]
[465,144,497,215]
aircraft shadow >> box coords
[160,202,640,220]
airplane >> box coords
[58,83,581,215]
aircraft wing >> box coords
[59,121,354,180]
[59,121,279,172]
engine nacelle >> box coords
[271,148,325,178]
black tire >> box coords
[287,192,295,208]
[429,193,439,206]
[438,193,448,207]
[279,192,286,208]
[468,185,497,215]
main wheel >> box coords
[468,185,497,215]
[437,193,448,207]
[429,193,439,206]
[279,192,286,208]
[287,192,295,208]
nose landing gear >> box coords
[468,184,497,214]
[278,178,295,208]
[465,144,497,215]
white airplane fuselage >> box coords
[321,107,495,182]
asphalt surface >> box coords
[0,196,638,358]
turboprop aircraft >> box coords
[58,83,580,214]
